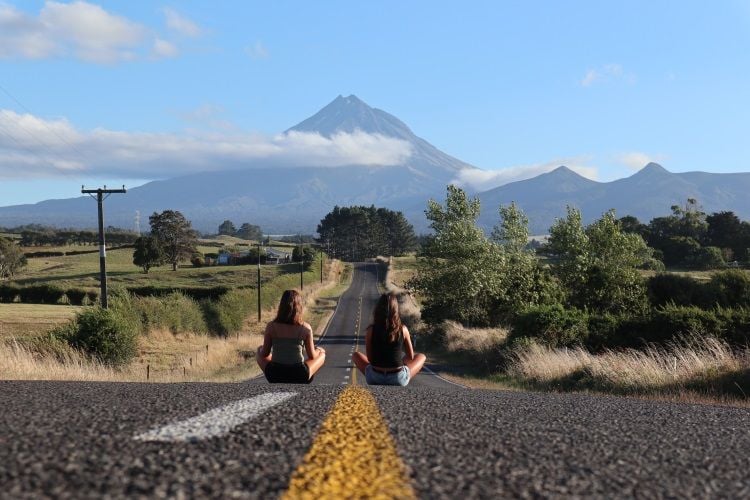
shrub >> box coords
[647,273,705,307]
[18,284,65,304]
[85,290,99,305]
[645,305,723,344]
[133,292,207,335]
[688,246,725,270]
[62,307,139,366]
[203,289,254,336]
[64,288,88,306]
[127,285,229,301]
[510,304,589,347]
[715,307,750,346]
[706,270,750,308]
[0,284,19,303]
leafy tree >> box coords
[132,236,164,273]
[409,186,503,326]
[317,205,417,261]
[292,245,316,269]
[548,208,649,314]
[618,215,648,237]
[491,203,562,320]
[235,223,262,241]
[0,237,26,279]
[148,210,198,271]
[218,220,237,236]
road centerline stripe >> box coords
[133,392,297,443]
[283,386,416,499]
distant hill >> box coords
[4,94,750,236]
[477,163,750,233]
[0,95,478,233]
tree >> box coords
[409,186,503,326]
[316,205,417,261]
[149,210,198,271]
[0,237,26,279]
[292,245,316,269]
[218,220,237,236]
[236,223,262,241]
[548,208,649,314]
[132,236,163,273]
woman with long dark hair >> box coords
[352,292,426,386]
[256,289,326,383]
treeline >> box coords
[1,224,139,247]
[317,205,417,261]
[217,220,263,240]
[411,186,750,352]
[618,199,750,268]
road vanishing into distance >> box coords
[2,263,750,498]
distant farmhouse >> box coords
[214,248,291,266]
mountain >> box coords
[0,95,478,233]
[477,163,750,234]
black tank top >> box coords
[370,323,403,368]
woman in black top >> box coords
[352,293,426,386]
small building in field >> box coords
[266,248,292,264]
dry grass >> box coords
[0,259,347,382]
[441,320,508,353]
[506,338,750,399]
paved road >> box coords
[2,263,750,498]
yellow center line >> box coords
[282,386,416,499]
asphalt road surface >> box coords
[2,263,750,498]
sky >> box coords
[1,0,750,206]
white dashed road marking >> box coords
[134,392,297,443]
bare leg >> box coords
[352,351,369,375]
[256,345,272,372]
[404,353,426,378]
[305,350,326,379]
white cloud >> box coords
[0,109,413,179]
[152,38,178,59]
[453,157,598,191]
[162,7,202,37]
[0,1,185,63]
[580,63,635,87]
[615,152,667,170]
[244,41,269,59]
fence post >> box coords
[146,364,150,380]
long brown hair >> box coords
[274,289,304,325]
[373,293,402,342]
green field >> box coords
[0,303,82,339]
[10,242,315,291]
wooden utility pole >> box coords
[257,241,262,322]
[82,185,126,309]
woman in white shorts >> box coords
[352,293,426,386]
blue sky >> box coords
[1,0,750,206]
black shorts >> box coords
[265,362,311,384]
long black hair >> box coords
[373,293,402,342]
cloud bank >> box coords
[453,157,598,192]
[0,109,413,179]
[0,2,203,63]
[581,63,636,87]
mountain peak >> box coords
[547,165,581,177]
[631,162,671,179]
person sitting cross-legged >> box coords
[256,289,326,383]
[352,292,426,386]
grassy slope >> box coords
[0,304,82,339]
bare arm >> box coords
[260,323,273,357]
[303,324,323,359]
[402,326,415,361]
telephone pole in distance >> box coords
[82,185,127,309]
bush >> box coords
[85,290,99,305]
[203,289,254,337]
[706,270,750,308]
[647,273,705,307]
[0,284,19,303]
[127,285,229,301]
[64,288,88,306]
[133,293,207,335]
[18,284,65,304]
[714,307,750,346]
[510,304,589,347]
[645,305,723,344]
[62,307,139,366]
[688,246,725,270]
